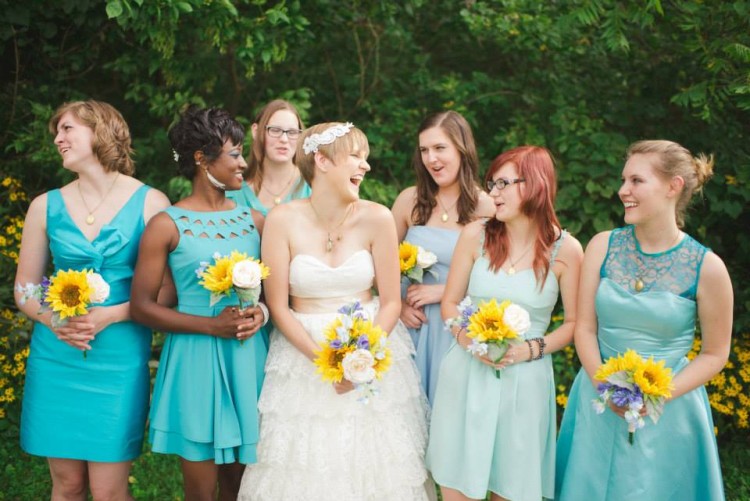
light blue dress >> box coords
[227,180,311,216]
[402,225,459,405]
[21,185,153,462]
[149,205,267,464]
[556,226,724,501]
[425,230,566,501]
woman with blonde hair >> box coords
[555,140,733,501]
[239,122,432,500]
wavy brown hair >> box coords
[484,146,561,287]
[411,111,480,225]
[49,100,135,175]
[247,99,305,195]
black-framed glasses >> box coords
[486,177,525,192]
[266,126,302,139]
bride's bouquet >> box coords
[17,269,110,358]
[197,250,270,343]
[399,241,438,284]
[592,349,674,444]
[314,301,392,404]
[446,296,531,378]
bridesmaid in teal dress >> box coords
[131,107,268,501]
[227,99,310,216]
[14,100,170,499]
[555,140,733,501]
[426,146,583,501]
[392,111,493,404]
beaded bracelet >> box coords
[534,337,546,360]
[524,339,534,362]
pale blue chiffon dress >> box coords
[148,205,267,464]
[425,230,567,501]
[21,186,152,461]
[227,180,311,216]
[402,225,459,405]
[555,225,725,501]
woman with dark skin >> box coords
[131,107,267,501]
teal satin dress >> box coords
[148,205,267,464]
[226,180,311,216]
[21,186,153,462]
[402,225,459,405]
[556,226,725,501]
[426,230,566,501]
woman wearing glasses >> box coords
[426,146,582,501]
[227,99,311,215]
[391,111,494,404]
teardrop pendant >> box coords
[441,212,449,222]
[634,277,645,292]
[85,214,95,225]
[274,197,281,205]
[507,266,516,275]
[326,234,333,252]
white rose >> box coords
[342,349,377,385]
[232,260,262,289]
[416,247,437,269]
[87,273,110,304]
[503,303,531,336]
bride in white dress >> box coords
[238,122,433,501]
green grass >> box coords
[1,434,748,500]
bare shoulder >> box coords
[584,230,612,254]
[144,187,171,213]
[557,231,584,260]
[392,186,417,209]
[358,199,393,225]
[391,185,417,219]
[698,250,731,286]
[475,190,495,218]
[460,218,487,241]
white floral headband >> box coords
[303,122,355,155]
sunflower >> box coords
[634,356,673,398]
[467,299,517,343]
[353,318,391,377]
[398,242,418,274]
[313,343,352,383]
[45,269,93,319]
[200,250,267,295]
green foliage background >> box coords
[0,0,748,498]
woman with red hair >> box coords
[426,146,583,501]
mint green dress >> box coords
[227,180,311,216]
[21,186,152,461]
[425,230,566,501]
[149,205,267,464]
[555,226,724,501]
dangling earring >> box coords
[198,161,226,190]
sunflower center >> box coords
[60,285,81,307]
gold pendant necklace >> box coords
[262,169,297,205]
[634,230,682,293]
[77,173,120,225]
[436,193,458,223]
[309,200,354,252]
[506,241,534,275]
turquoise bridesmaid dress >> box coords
[148,205,267,464]
[227,180,311,216]
[556,226,725,501]
[425,230,567,501]
[21,186,153,462]
[402,225,459,405]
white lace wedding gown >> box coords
[238,250,432,501]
